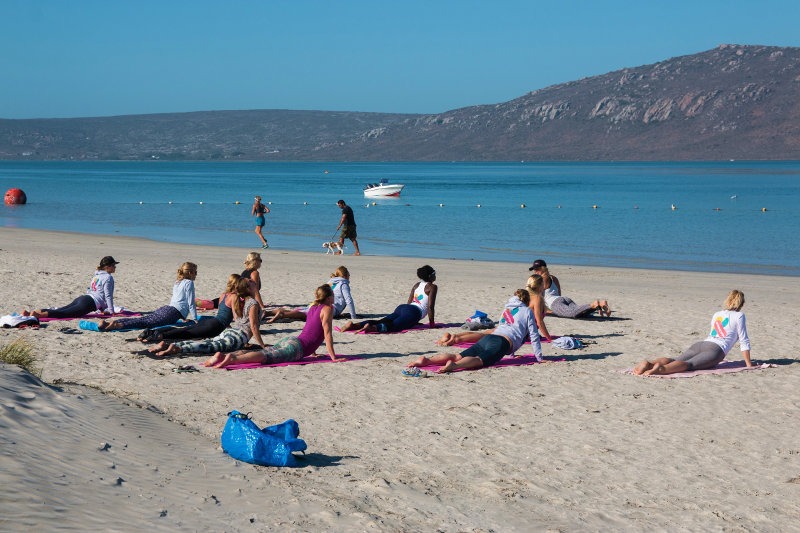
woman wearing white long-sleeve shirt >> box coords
[634,290,752,375]
[22,256,119,319]
[99,262,198,331]
[266,265,358,322]
[408,289,542,373]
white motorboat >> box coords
[363,179,404,197]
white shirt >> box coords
[704,310,750,355]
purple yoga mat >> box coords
[224,355,360,370]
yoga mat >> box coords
[335,322,460,334]
[224,355,360,370]
[442,336,558,348]
[38,310,142,322]
[78,318,204,333]
[614,360,777,378]
[414,355,565,372]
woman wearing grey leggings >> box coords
[634,290,753,376]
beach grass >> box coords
[0,336,41,377]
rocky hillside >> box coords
[2,44,799,161]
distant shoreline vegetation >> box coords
[1,45,799,162]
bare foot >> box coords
[147,341,169,354]
[154,344,181,357]
[356,323,374,333]
[408,356,431,367]
[633,360,652,375]
[203,352,225,367]
[340,320,356,332]
[267,308,285,323]
[436,332,455,346]
[21,310,31,317]
[354,252,361,256]
[601,301,611,317]
[437,360,457,373]
[643,362,665,376]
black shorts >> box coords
[460,334,511,367]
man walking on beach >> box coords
[336,199,361,255]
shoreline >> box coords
[1,226,798,530]
[3,225,799,277]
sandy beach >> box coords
[1,227,798,532]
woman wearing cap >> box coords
[252,196,270,249]
[340,265,437,333]
[529,259,610,318]
[21,256,120,319]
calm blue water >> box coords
[2,161,799,275]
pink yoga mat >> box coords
[224,355,360,370]
[415,355,565,372]
[38,310,142,322]
[614,360,777,378]
[335,322,460,334]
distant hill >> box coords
[2,44,799,161]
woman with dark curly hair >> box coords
[341,265,438,333]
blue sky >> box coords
[2,0,799,119]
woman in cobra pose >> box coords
[529,260,610,319]
[634,290,752,376]
[138,274,240,343]
[241,252,266,309]
[203,284,347,368]
[150,277,264,357]
[22,255,119,319]
[409,288,542,373]
[99,262,198,331]
[252,196,269,249]
[436,274,553,348]
[266,265,358,322]
[340,265,437,333]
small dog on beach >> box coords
[322,241,344,255]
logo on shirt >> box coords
[415,293,424,303]
[329,282,339,290]
[500,307,519,324]
[710,316,729,338]
[91,277,100,291]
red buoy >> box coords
[4,188,27,205]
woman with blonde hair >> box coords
[634,290,752,376]
[151,277,264,357]
[241,252,266,308]
[99,262,198,331]
[266,265,358,322]
[526,274,554,342]
[409,288,542,373]
[252,195,269,249]
[203,284,346,368]
[139,274,241,343]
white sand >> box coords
[1,227,798,531]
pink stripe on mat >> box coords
[334,322,460,334]
[38,311,142,322]
[613,360,777,378]
[415,355,565,372]
[224,355,360,370]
